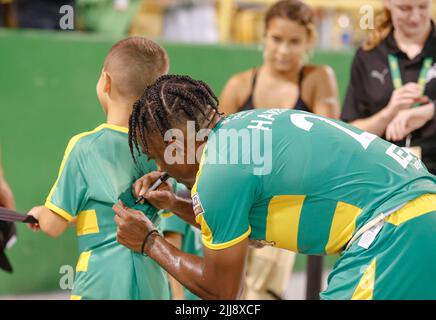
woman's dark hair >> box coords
[265,0,316,37]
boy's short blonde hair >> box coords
[104,37,169,101]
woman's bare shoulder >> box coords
[225,69,255,89]
[304,64,337,81]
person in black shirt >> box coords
[342,0,436,174]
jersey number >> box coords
[290,113,420,169]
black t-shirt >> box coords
[341,22,436,174]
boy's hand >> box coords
[26,206,42,232]
[132,171,176,210]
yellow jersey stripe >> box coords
[325,202,362,255]
[352,258,376,300]
[44,200,74,222]
[76,209,99,236]
[161,212,173,218]
[266,195,305,252]
[386,193,436,226]
[76,251,92,273]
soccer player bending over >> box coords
[115,75,436,300]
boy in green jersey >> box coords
[27,37,171,300]
[115,75,436,300]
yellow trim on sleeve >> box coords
[76,251,92,273]
[191,146,207,196]
[44,201,74,222]
[70,295,82,300]
[195,212,212,242]
[385,194,436,226]
[196,212,251,250]
[76,210,99,236]
[202,226,252,250]
[352,258,376,300]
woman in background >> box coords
[341,0,436,173]
[220,0,339,118]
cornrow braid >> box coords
[128,75,222,162]
[128,98,143,163]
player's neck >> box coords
[105,101,132,128]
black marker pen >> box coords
[135,173,170,204]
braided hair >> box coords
[128,75,221,162]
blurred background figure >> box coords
[341,0,436,174]
[0,152,17,274]
[77,0,142,36]
[13,0,75,30]
[0,0,10,27]
[161,0,218,43]
[219,0,340,300]
[220,0,340,116]
[130,0,218,43]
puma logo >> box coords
[371,68,389,84]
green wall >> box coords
[0,29,354,295]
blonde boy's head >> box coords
[97,37,169,111]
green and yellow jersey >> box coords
[192,109,436,255]
[160,213,202,300]
[45,123,170,300]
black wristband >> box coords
[141,229,159,256]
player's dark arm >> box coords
[114,203,247,299]
[163,231,186,300]
[149,236,247,300]
[165,196,198,227]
